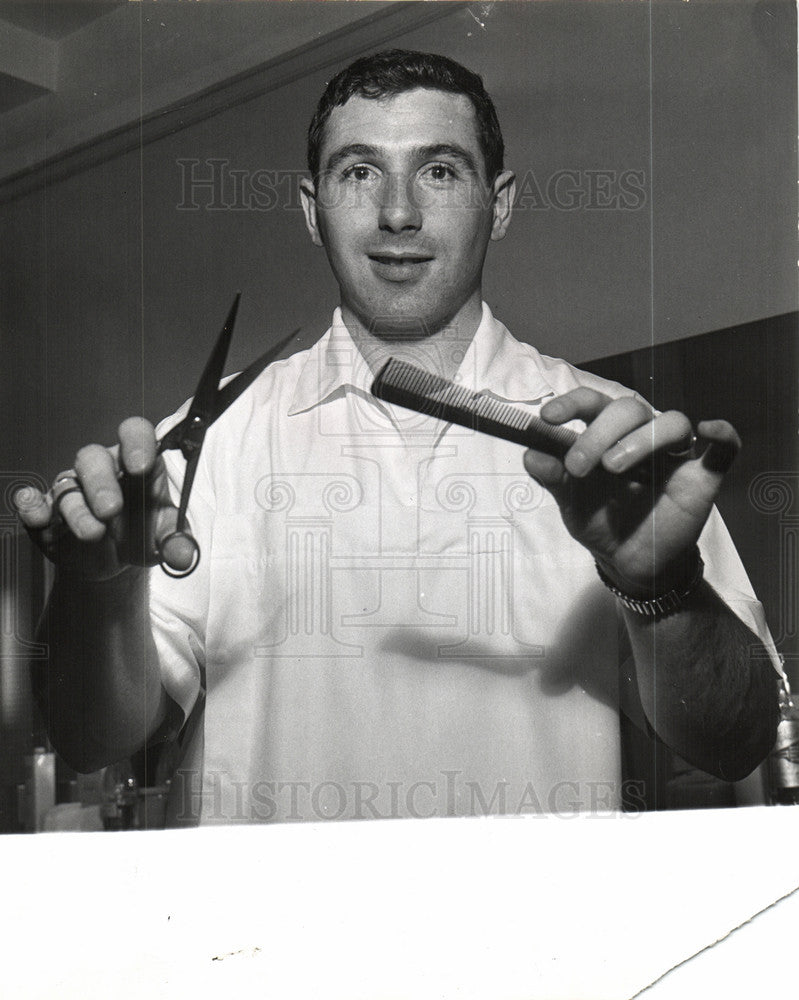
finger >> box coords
[119,417,158,477]
[74,444,123,521]
[540,386,612,426]
[12,485,53,529]
[552,395,652,478]
[697,419,741,474]
[158,529,200,575]
[52,475,83,516]
[55,484,107,542]
[602,410,694,474]
[523,449,566,489]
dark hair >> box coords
[307,49,504,181]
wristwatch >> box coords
[595,550,705,619]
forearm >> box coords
[625,582,779,781]
[34,567,170,773]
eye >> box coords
[423,162,457,182]
[342,163,377,182]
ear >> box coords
[489,170,516,242]
[300,177,325,248]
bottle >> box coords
[23,747,56,832]
[768,675,799,805]
[100,761,139,831]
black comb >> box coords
[371,357,578,459]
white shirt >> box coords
[151,303,778,824]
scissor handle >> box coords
[157,530,200,579]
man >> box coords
[15,50,780,824]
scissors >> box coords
[154,292,298,577]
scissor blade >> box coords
[207,326,301,426]
[184,291,242,425]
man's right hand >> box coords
[13,417,181,582]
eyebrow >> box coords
[323,142,481,176]
[415,144,480,174]
[324,143,379,174]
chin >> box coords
[357,296,453,339]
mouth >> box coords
[367,253,434,282]
[367,253,434,266]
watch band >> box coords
[595,551,705,619]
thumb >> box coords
[112,452,178,567]
[523,449,568,497]
[696,419,741,476]
[117,416,200,576]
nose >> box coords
[377,174,422,233]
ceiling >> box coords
[0,1,454,199]
[0,0,125,39]
[0,1,126,116]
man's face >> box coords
[301,88,514,339]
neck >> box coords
[341,298,484,382]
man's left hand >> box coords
[522,388,740,595]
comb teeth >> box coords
[371,358,578,459]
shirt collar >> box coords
[287,302,555,417]
[456,302,554,404]
[288,308,372,416]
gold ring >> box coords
[52,477,82,513]
[666,431,697,459]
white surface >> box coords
[643,884,799,998]
[3,807,798,999]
